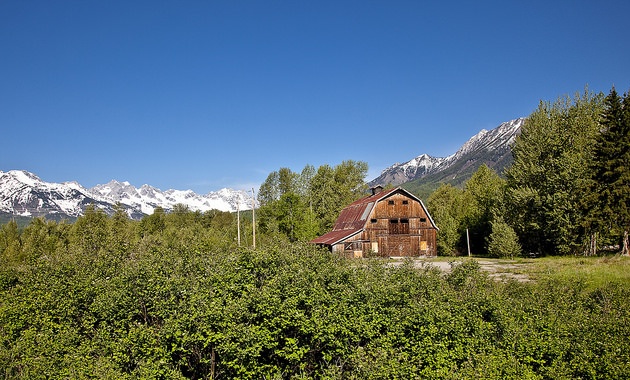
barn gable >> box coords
[311,187,438,257]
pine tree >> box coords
[589,88,630,255]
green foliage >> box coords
[310,160,368,232]
[6,85,630,378]
[506,88,604,255]
[427,165,509,256]
[0,219,22,265]
[258,160,368,242]
[463,165,506,254]
[487,217,522,258]
[1,214,630,378]
[276,193,319,242]
[427,184,466,255]
[587,88,630,255]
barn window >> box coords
[402,200,409,205]
[370,218,377,223]
[389,219,410,234]
[420,218,427,223]
[388,200,395,205]
[400,219,410,234]
[389,219,398,234]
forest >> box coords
[1,87,629,379]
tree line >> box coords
[256,160,369,242]
[428,87,630,257]
[3,87,627,260]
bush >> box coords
[487,218,522,258]
[1,215,629,378]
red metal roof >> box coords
[310,187,398,246]
[331,187,398,230]
[310,228,362,245]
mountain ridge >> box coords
[369,118,525,197]
[0,170,254,220]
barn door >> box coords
[380,236,411,257]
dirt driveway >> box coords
[388,258,532,282]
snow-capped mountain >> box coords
[0,170,255,220]
[91,180,253,215]
[369,118,525,188]
[0,170,123,219]
[371,154,447,188]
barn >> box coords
[311,186,438,257]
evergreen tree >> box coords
[588,88,630,255]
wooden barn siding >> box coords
[330,191,437,257]
[370,193,436,256]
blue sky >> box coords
[1,1,628,193]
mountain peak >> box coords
[369,118,525,189]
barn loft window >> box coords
[389,219,398,234]
[400,219,410,234]
[389,218,410,234]
[402,200,409,205]
[388,200,395,205]
[420,217,427,223]
[370,218,377,223]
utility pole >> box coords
[466,228,471,257]
[236,201,241,246]
[251,188,256,250]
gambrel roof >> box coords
[311,187,437,246]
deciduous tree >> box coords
[506,89,603,255]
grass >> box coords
[524,255,630,288]
[405,254,630,288]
